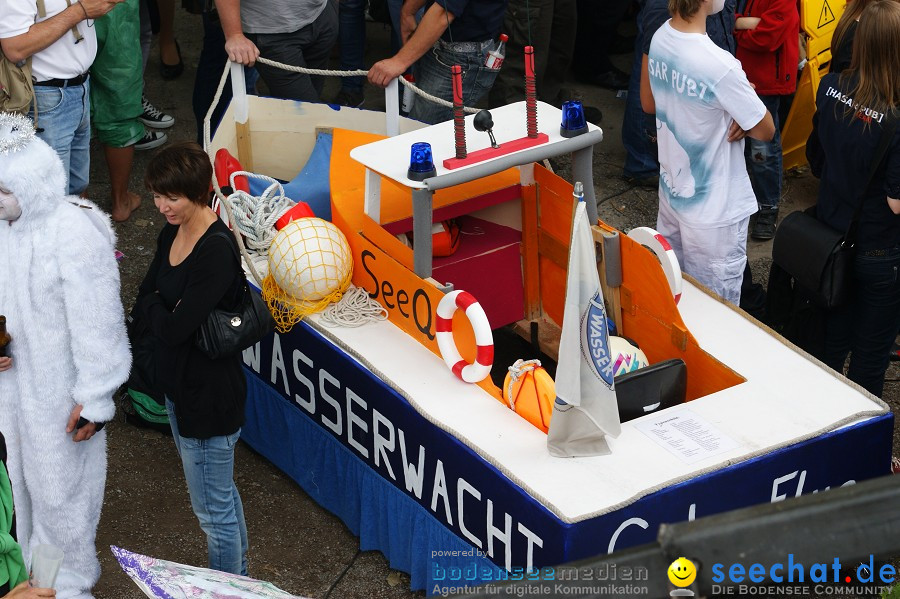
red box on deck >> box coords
[432,215,524,329]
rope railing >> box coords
[254,56,480,114]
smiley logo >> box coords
[668,557,697,587]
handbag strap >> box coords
[195,230,247,303]
[845,109,899,243]
[199,230,243,267]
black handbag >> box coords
[195,232,275,360]
[772,207,853,309]
[772,112,897,309]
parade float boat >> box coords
[206,66,891,592]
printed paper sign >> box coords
[634,408,740,464]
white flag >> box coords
[547,199,622,457]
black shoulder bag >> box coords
[772,111,898,309]
[195,232,275,359]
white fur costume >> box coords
[0,119,130,598]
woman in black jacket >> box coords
[134,142,248,574]
[808,0,900,397]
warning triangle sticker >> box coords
[818,0,836,28]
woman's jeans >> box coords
[824,248,900,397]
[166,399,249,575]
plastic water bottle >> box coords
[484,34,508,70]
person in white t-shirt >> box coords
[0,0,122,195]
[641,0,775,304]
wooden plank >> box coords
[537,228,568,270]
[236,120,254,172]
[512,318,561,363]
[361,213,415,271]
[592,226,624,335]
[534,165,576,326]
[618,235,744,400]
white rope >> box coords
[505,359,542,410]
[203,64,269,287]
[224,171,295,256]
[255,56,479,114]
[319,285,388,328]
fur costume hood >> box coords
[0,125,128,422]
[0,124,67,224]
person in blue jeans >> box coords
[334,0,367,107]
[368,0,509,124]
[135,143,249,574]
[0,0,124,196]
[807,0,900,398]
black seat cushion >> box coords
[616,358,687,422]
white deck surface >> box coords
[308,279,887,524]
[349,101,602,189]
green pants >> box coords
[90,0,144,148]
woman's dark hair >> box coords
[144,142,213,205]
[831,0,872,69]
[841,0,900,117]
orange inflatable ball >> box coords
[502,363,555,433]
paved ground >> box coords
[86,10,898,599]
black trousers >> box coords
[488,0,577,106]
[572,0,631,75]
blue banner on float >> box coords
[239,322,893,591]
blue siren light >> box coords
[560,100,588,138]
[407,141,437,181]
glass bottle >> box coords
[0,316,10,358]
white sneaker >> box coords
[140,96,175,129]
[134,129,168,151]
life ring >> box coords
[626,227,683,304]
[435,290,494,383]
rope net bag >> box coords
[262,217,353,332]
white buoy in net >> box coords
[268,218,352,302]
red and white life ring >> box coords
[435,290,494,383]
[627,227,683,304]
